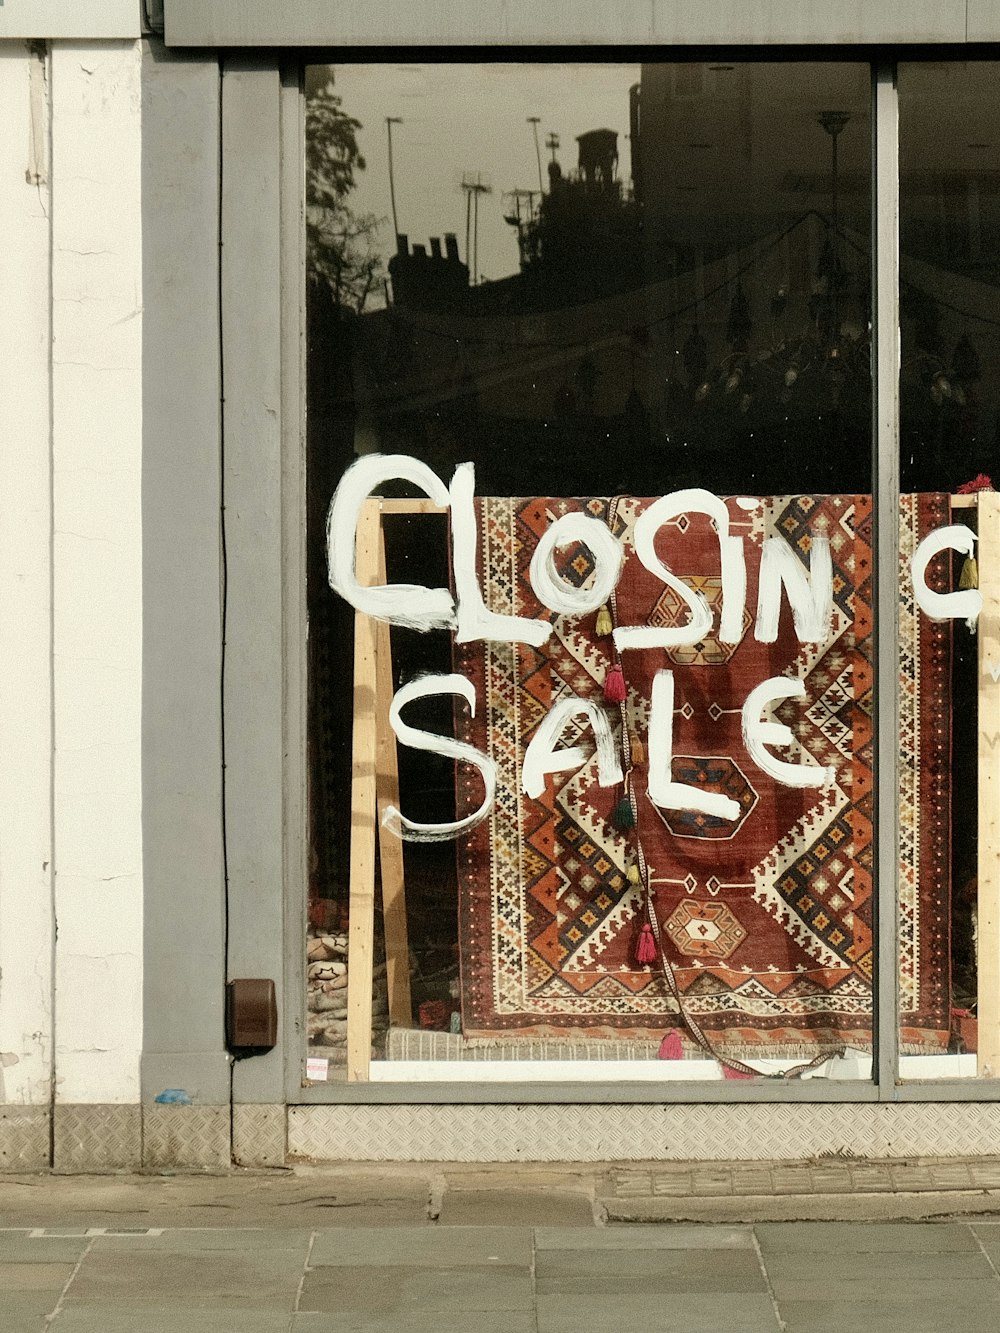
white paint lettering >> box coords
[521,697,623,799]
[382,674,497,842]
[754,536,833,644]
[615,489,746,650]
[647,669,741,821]
[451,462,552,645]
[911,524,982,629]
[742,677,835,789]
[528,511,624,618]
[326,454,454,632]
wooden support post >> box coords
[375,522,413,1028]
[978,491,1000,1076]
[345,499,379,1082]
[343,496,448,1076]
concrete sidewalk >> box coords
[4,1219,1000,1331]
[2,1166,1000,1330]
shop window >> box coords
[897,62,1000,1080]
[303,58,990,1091]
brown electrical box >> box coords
[226,978,278,1052]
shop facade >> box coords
[3,1,1000,1170]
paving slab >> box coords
[536,1291,781,1332]
[436,1189,594,1227]
[88,1228,312,1253]
[49,1312,294,1333]
[756,1221,981,1250]
[291,1314,536,1332]
[0,1262,77,1289]
[0,1235,90,1263]
[440,1167,594,1194]
[605,1190,1000,1223]
[770,1276,1000,1303]
[299,1265,534,1314]
[536,1271,768,1295]
[536,1246,763,1282]
[0,1291,61,1326]
[60,1250,306,1310]
[778,1299,1000,1333]
[971,1231,1000,1259]
[762,1248,995,1281]
[309,1225,531,1267]
[535,1224,753,1249]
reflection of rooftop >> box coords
[388,232,469,309]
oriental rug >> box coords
[455,494,951,1057]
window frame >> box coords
[214,48,1000,1106]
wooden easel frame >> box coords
[343,491,1000,1082]
[346,496,446,1081]
[955,491,1000,1077]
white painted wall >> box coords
[0,42,54,1106]
[0,2,140,39]
[50,40,143,1104]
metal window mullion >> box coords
[872,60,901,1099]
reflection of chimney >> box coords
[430,236,442,259]
[413,243,427,259]
[576,129,618,192]
[396,233,409,256]
[629,83,642,203]
[444,232,459,261]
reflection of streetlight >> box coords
[527,116,543,194]
[386,116,403,242]
[461,172,492,284]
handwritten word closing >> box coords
[327,455,982,841]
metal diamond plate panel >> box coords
[143,1105,230,1169]
[0,1106,50,1171]
[233,1104,285,1168]
[288,1103,1000,1163]
[54,1104,141,1170]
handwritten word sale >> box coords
[328,455,982,842]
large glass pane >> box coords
[305,62,874,1086]
[898,62,998,1079]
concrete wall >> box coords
[0,38,144,1118]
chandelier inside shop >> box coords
[675,109,983,424]
[678,110,868,420]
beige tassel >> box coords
[595,605,613,637]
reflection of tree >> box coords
[306,77,384,315]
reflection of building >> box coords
[316,68,879,498]
[576,127,618,190]
[326,60,998,503]
[388,232,468,308]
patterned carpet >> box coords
[456,494,951,1057]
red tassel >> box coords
[657,1030,684,1060]
[636,923,657,965]
[604,662,626,702]
[722,1064,755,1080]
